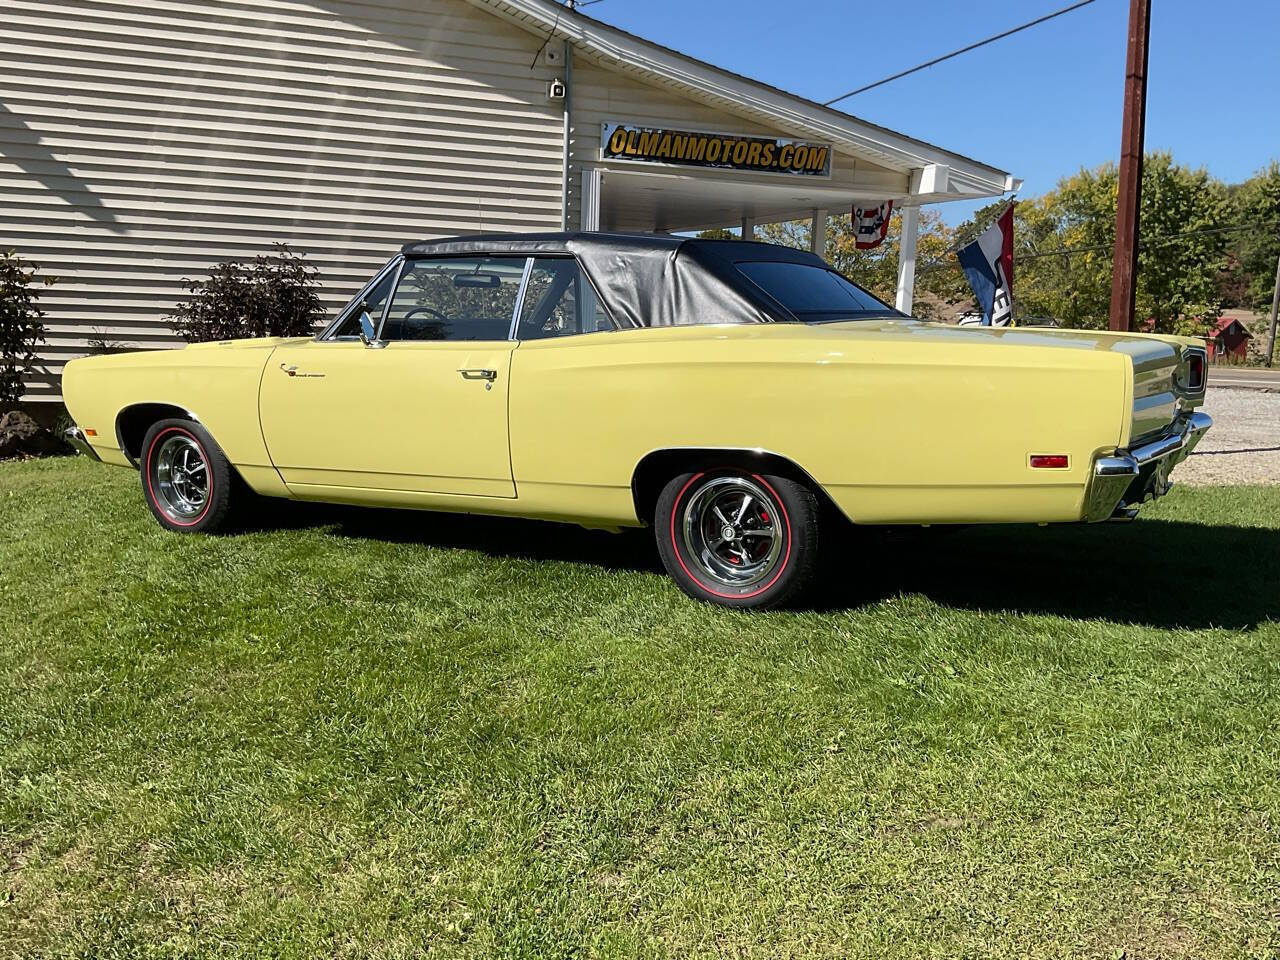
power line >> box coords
[530,5,564,68]
[824,0,1098,106]
[532,0,606,67]
[536,0,608,65]
[908,218,1280,277]
[1025,219,1280,261]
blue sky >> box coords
[585,0,1280,223]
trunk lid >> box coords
[818,319,1206,442]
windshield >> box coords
[734,260,901,322]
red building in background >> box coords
[1208,314,1253,363]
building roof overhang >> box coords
[468,0,1018,204]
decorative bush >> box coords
[0,250,52,410]
[168,244,324,343]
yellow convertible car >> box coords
[63,233,1211,608]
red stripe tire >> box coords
[654,469,821,609]
[139,419,238,534]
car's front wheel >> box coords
[140,419,239,533]
[654,469,820,609]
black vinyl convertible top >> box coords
[399,232,829,328]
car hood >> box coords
[183,336,310,351]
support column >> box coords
[740,216,755,240]
[895,204,919,314]
[810,208,828,257]
[579,168,601,231]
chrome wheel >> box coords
[153,434,209,521]
[681,475,784,588]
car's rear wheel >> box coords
[140,419,238,533]
[654,469,820,609]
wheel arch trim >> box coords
[630,446,835,526]
[114,402,203,468]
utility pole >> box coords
[1108,0,1151,331]
[1267,249,1280,367]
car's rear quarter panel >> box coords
[510,324,1128,525]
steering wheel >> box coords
[403,306,450,323]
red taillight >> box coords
[1187,352,1205,391]
[1030,455,1069,469]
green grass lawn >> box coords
[2,456,1278,959]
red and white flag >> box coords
[852,200,893,249]
[956,203,1016,326]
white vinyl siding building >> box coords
[1,0,1014,403]
[2,0,565,401]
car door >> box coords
[506,255,636,495]
[259,255,529,499]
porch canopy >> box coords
[475,0,1021,313]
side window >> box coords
[381,257,528,342]
[330,269,396,339]
[516,258,615,341]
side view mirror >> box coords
[357,302,385,348]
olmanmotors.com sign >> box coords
[601,122,832,177]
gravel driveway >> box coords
[1176,386,1280,485]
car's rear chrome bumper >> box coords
[1084,411,1212,522]
[64,426,102,462]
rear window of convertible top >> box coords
[734,260,899,322]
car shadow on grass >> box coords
[814,519,1279,630]
[240,502,1275,629]
[241,499,663,575]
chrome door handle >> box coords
[458,368,498,381]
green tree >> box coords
[950,195,1102,326]
[955,153,1231,333]
[0,250,53,409]
[1134,153,1231,333]
[1232,162,1280,317]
